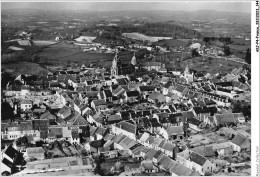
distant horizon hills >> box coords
[1,8,251,14]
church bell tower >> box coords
[111,50,119,77]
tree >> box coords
[223,45,231,56]
[245,48,251,64]
[191,49,200,57]
[1,101,15,121]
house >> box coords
[124,91,139,103]
[190,146,215,158]
[160,126,184,141]
[148,91,166,105]
[214,113,239,126]
[91,99,107,112]
[187,118,204,131]
[151,138,164,150]
[64,111,88,126]
[170,162,194,176]
[20,99,33,112]
[24,147,45,160]
[111,121,136,139]
[188,151,215,175]
[57,106,71,119]
[1,145,19,175]
[152,150,164,164]
[112,134,127,150]
[20,85,30,96]
[141,160,158,173]
[24,156,94,173]
[88,111,104,127]
[107,114,122,124]
[162,81,174,95]
[98,147,118,158]
[95,127,109,140]
[85,139,104,153]
[213,142,233,156]
[162,142,175,157]
[138,85,155,99]
[71,128,80,144]
[130,144,145,159]
[172,84,189,97]
[78,104,90,116]
[112,86,126,97]
[143,62,165,72]
[230,133,250,152]
[1,121,39,141]
[177,150,215,175]
[102,89,113,102]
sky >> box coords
[1,1,251,13]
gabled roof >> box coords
[104,89,113,97]
[188,118,202,126]
[215,113,239,125]
[95,127,108,137]
[40,111,56,120]
[26,147,45,154]
[58,106,71,118]
[174,84,187,93]
[64,111,88,126]
[231,133,249,147]
[166,126,184,136]
[116,78,128,85]
[103,133,115,141]
[32,119,49,131]
[162,142,175,152]
[3,145,18,160]
[190,146,215,157]
[48,127,63,138]
[113,134,126,144]
[139,85,155,92]
[139,132,150,142]
[152,138,163,147]
[92,99,107,106]
[113,86,125,96]
[153,150,164,160]
[20,99,32,105]
[158,139,167,148]
[126,91,140,97]
[148,91,166,101]
[107,114,122,122]
[189,151,207,166]
[144,149,157,160]
[170,163,193,176]
[116,121,136,134]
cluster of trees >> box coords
[245,48,251,64]
[223,45,232,56]
[232,100,251,121]
[203,37,232,45]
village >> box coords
[1,2,253,176]
[1,45,252,176]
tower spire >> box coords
[111,50,119,76]
[131,52,136,65]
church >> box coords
[111,51,136,76]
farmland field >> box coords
[1,61,50,75]
[182,56,243,75]
[36,42,144,66]
[33,40,58,46]
[122,33,172,42]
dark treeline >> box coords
[203,37,232,45]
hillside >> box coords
[1,61,50,75]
